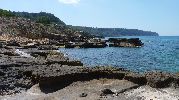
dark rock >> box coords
[22,45,37,49]
[2,51,19,56]
[10,56,41,65]
[101,88,114,95]
[145,72,174,88]
[6,41,20,46]
[0,62,22,68]
[37,67,125,93]
[79,93,88,97]
[124,73,147,85]
[30,52,49,58]
[81,42,107,48]
[0,49,18,56]
[49,40,59,45]
[37,45,58,50]
[108,38,144,47]
[0,71,5,76]
[47,61,83,66]
[65,41,107,48]
[4,46,13,49]
[65,43,79,48]
[0,43,5,48]
[23,71,32,77]
[173,73,179,88]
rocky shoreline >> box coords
[0,40,179,99]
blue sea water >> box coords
[59,36,179,73]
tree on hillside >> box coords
[0,9,15,17]
[36,16,51,24]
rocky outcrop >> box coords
[33,66,126,93]
[124,73,147,85]
[37,45,58,50]
[124,71,179,88]
[108,38,144,47]
[0,47,84,95]
[145,72,175,88]
[0,45,179,96]
[100,88,115,96]
[64,38,107,48]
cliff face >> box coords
[69,26,159,37]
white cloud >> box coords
[58,0,80,4]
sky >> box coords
[0,0,179,36]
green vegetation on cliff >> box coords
[68,26,159,37]
[0,9,15,17]
[13,12,65,25]
[0,9,65,25]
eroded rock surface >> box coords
[0,46,179,99]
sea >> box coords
[59,36,179,73]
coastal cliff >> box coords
[0,9,159,37]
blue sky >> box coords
[0,0,179,36]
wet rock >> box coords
[124,72,147,85]
[145,72,174,88]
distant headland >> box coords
[0,8,159,37]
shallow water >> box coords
[59,36,179,73]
